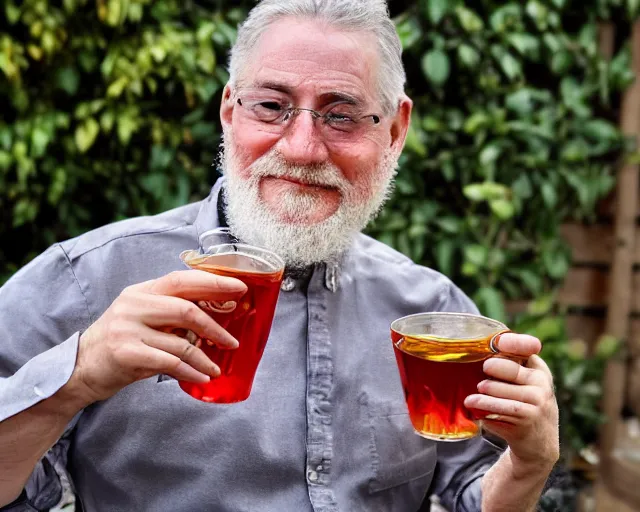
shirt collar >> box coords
[194,176,342,293]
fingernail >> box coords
[209,364,221,378]
[220,336,239,349]
[483,359,497,371]
[485,414,500,420]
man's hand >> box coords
[63,270,247,407]
[464,333,560,474]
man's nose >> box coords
[276,111,329,165]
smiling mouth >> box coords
[264,176,337,191]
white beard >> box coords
[221,137,398,269]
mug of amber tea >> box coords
[178,228,285,403]
[390,312,511,441]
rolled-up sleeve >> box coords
[0,243,91,509]
[429,435,504,511]
[0,333,79,422]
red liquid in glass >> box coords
[391,330,494,440]
[180,252,283,403]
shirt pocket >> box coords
[365,399,437,494]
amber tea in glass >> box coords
[390,312,509,441]
[178,229,284,403]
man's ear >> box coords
[220,84,234,132]
[389,95,412,155]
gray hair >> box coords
[227,0,406,115]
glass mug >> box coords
[391,312,513,441]
[178,228,285,403]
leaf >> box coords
[508,33,540,57]
[30,128,49,158]
[456,6,484,33]
[582,120,619,141]
[480,144,501,166]
[490,199,516,220]
[499,52,522,80]
[6,2,21,24]
[55,66,80,96]
[464,182,509,202]
[512,174,533,199]
[463,112,490,134]
[404,122,427,157]
[74,118,100,153]
[422,50,450,85]
[434,239,455,276]
[464,244,488,266]
[541,182,558,208]
[595,335,620,360]
[107,76,129,98]
[551,51,573,74]
[395,15,422,49]
[564,365,586,390]
[542,247,570,279]
[425,0,449,24]
[457,44,480,68]
[12,198,39,227]
[435,216,460,234]
[474,287,506,323]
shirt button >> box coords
[33,385,45,398]
[281,277,295,292]
[307,470,318,482]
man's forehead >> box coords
[242,18,378,101]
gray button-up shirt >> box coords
[0,178,502,512]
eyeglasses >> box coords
[234,88,382,143]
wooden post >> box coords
[596,20,640,511]
[600,19,640,458]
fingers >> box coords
[483,357,550,387]
[140,270,248,301]
[526,354,554,381]
[115,344,212,384]
[140,327,220,378]
[493,333,541,358]
[464,393,536,418]
[118,292,239,349]
[476,379,552,407]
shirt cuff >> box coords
[0,333,80,422]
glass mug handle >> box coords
[488,329,527,364]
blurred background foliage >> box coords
[0,0,635,475]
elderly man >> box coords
[0,1,559,511]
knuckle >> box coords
[529,389,545,406]
[111,342,138,365]
[181,303,203,326]
[110,302,129,320]
[105,320,129,341]
[510,402,522,416]
[164,271,185,291]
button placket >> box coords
[305,265,338,511]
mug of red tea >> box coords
[390,312,515,441]
[177,228,284,403]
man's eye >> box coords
[325,113,355,123]
[258,101,284,111]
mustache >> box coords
[248,152,349,192]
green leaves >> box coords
[422,50,450,85]
[456,6,484,33]
[424,0,449,25]
[75,118,100,153]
